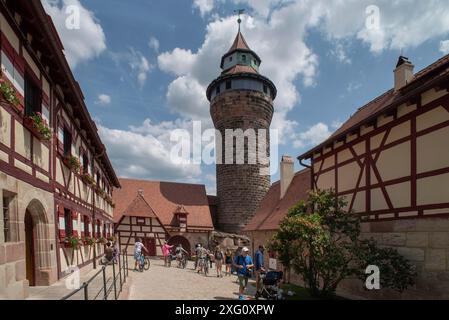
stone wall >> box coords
[246,217,449,299]
[338,217,449,299]
[211,90,274,234]
[0,172,57,299]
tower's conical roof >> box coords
[227,30,251,53]
[220,29,261,71]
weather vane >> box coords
[234,9,245,30]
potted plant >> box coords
[81,173,96,186]
[64,155,81,173]
[64,236,81,249]
[97,236,107,245]
[83,236,96,246]
[0,74,20,108]
[24,112,52,141]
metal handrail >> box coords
[61,249,129,300]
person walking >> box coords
[233,247,254,300]
[162,240,174,267]
[254,245,266,293]
[224,248,233,276]
[214,246,225,278]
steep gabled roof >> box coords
[113,178,214,229]
[244,169,311,232]
[228,31,251,52]
[299,53,449,160]
[122,194,158,219]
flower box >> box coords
[63,155,81,173]
[83,237,96,246]
[81,173,96,186]
[24,113,52,142]
[97,237,108,245]
[63,236,82,249]
[0,75,22,112]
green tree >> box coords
[268,190,416,298]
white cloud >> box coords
[99,120,202,181]
[157,13,319,142]
[330,43,351,64]
[293,123,333,149]
[193,0,215,17]
[166,76,210,121]
[95,94,111,105]
[237,0,449,55]
[111,48,153,88]
[440,40,449,54]
[149,36,160,52]
[42,0,106,68]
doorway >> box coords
[25,210,36,286]
[142,238,156,256]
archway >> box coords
[24,199,51,286]
[168,235,191,254]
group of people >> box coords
[192,244,236,277]
[132,237,267,300]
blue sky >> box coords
[43,0,449,194]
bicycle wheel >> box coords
[204,261,209,276]
[144,257,150,270]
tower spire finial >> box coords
[234,9,245,31]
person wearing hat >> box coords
[233,247,254,300]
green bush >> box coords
[269,190,416,298]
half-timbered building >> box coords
[0,1,119,299]
[298,55,449,299]
[113,179,214,257]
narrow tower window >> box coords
[263,85,268,94]
[216,85,220,95]
[242,55,246,62]
[226,80,232,90]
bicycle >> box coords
[138,253,150,272]
[180,253,188,269]
[198,256,209,276]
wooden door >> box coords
[143,238,156,256]
[25,211,35,286]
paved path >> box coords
[27,259,118,300]
[124,259,256,300]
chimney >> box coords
[394,56,414,91]
[280,155,294,199]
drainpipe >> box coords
[299,158,313,191]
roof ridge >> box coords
[119,177,206,188]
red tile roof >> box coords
[122,194,158,219]
[244,169,311,231]
[113,179,214,230]
[222,64,258,75]
[228,31,251,53]
[299,54,449,160]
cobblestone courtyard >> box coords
[122,259,257,300]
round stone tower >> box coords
[206,22,277,234]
